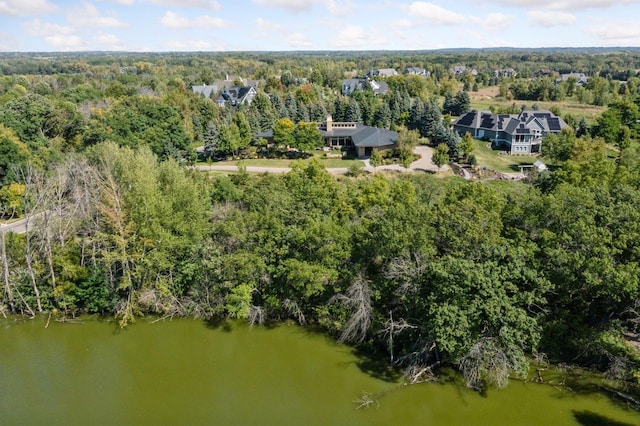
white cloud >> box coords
[326,0,356,16]
[483,13,512,31]
[587,20,640,41]
[0,31,17,51]
[393,19,414,29]
[255,17,283,32]
[101,0,221,8]
[160,11,228,29]
[150,0,220,8]
[472,0,640,11]
[68,2,126,27]
[252,0,318,13]
[94,33,128,50]
[0,0,56,16]
[167,39,225,50]
[288,32,312,48]
[331,24,387,49]
[254,18,312,48]
[528,10,576,27]
[43,34,88,51]
[24,19,90,50]
[25,19,76,36]
[403,2,467,25]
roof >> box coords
[256,123,398,148]
[349,126,397,147]
[454,109,568,135]
[192,85,219,98]
[342,78,388,95]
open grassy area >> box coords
[468,86,606,122]
[471,139,537,173]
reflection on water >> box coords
[0,318,638,425]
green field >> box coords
[468,86,606,122]
[471,139,537,173]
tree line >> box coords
[1,132,640,390]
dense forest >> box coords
[1,49,640,392]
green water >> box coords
[1,318,639,426]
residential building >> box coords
[557,72,589,86]
[342,78,388,96]
[453,110,569,154]
[367,68,398,77]
[452,65,478,76]
[216,85,258,107]
[256,116,398,158]
[493,68,517,78]
[404,67,429,76]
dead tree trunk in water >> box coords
[0,229,14,312]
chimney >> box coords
[326,115,333,132]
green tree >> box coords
[460,132,475,160]
[432,143,449,169]
[369,149,382,168]
[273,118,296,147]
[294,122,323,151]
[0,124,30,185]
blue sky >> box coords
[1,0,639,51]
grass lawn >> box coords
[202,151,364,169]
[468,86,606,122]
[471,139,537,173]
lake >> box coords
[1,317,638,425]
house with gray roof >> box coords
[342,78,388,96]
[404,66,430,76]
[367,68,398,77]
[452,65,478,76]
[257,116,398,158]
[493,68,517,78]
[557,72,589,87]
[453,110,569,154]
[216,85,257,107]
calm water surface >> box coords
[1,318,639,425]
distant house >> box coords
[493,68,517,78]
[453,110,569,154]
[451,65,477,76]
[192,85,218,99]
[557,72,589,86]
[216,85,257,107]
[533,68,554,78]
[404,66,429,76]
[342,78,388,96]
[256,116,398,158]
[367,68,398,77]
[192,75,262,102]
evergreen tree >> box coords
[345,98,362,122]
[373,103,391,129]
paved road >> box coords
[0,219,28,235]
[196,145,447,175]
[0,212,45,235]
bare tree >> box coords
[378,311,415,364]
[459,337,518,390]
[332,272,372,344]
[248,305,265,327]
[283,298,305,325]
[0,227,13,312]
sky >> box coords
[1,0,640,52]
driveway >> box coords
[195,145,447,175]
